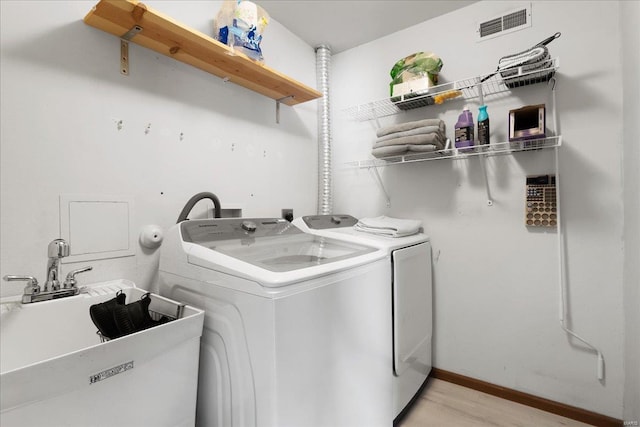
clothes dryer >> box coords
[158,218,393,427]
[293,214,432,420]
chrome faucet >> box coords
[45,239,69,291]
[2,239,93,303]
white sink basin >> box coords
[1,279,204,427]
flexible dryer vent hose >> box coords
[316,45,332,215]
[176,192,221,223]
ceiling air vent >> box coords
[477,3,532,41]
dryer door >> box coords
[392,242,432,376]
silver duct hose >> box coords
[316,45,332,215]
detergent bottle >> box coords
[455,107,474,150]
[477,105,490,145]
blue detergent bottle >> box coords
[455,107,474,150]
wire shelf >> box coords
[343,58,559,122]
[346,136,562,169]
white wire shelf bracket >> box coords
[343,58,559,122]
[346,136,562,169]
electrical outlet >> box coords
[281,209,293,222]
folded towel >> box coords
[376,123,446,143]
[372,144,438,158]
[374,133,445,150]
[354,215,423,237]
[376,118,443,138]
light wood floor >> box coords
[397,378,593,427]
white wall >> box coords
[332,1,633,419]
[621,0,640,421]
[0,1,318,296]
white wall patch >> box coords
[60,194,135,263]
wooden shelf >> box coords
[84,0,322,106]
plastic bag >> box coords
[214,0,269,62]
[389,52,443,96]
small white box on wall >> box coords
[59,194,135,263]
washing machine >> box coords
[158,218,394,427]
[293,214,432,421]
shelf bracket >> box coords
[476,77,485,106]
[119,25,143,76]
[276,95,295,124]
[368,166,391,207]
[549,77,559,136]
[479,154,494,206]
[370,102,381,129]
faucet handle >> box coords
[63,266,92,289]
[3,275,41,295]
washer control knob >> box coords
[241,221,257,232]
[331,216,342,224]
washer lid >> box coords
[181,218,377,272]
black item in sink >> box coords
[90,291,170,340]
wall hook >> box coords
[145,123,151,134]
[179,132,184,141]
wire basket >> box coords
[95,297,186,343]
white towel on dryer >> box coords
[354,215,423,237]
